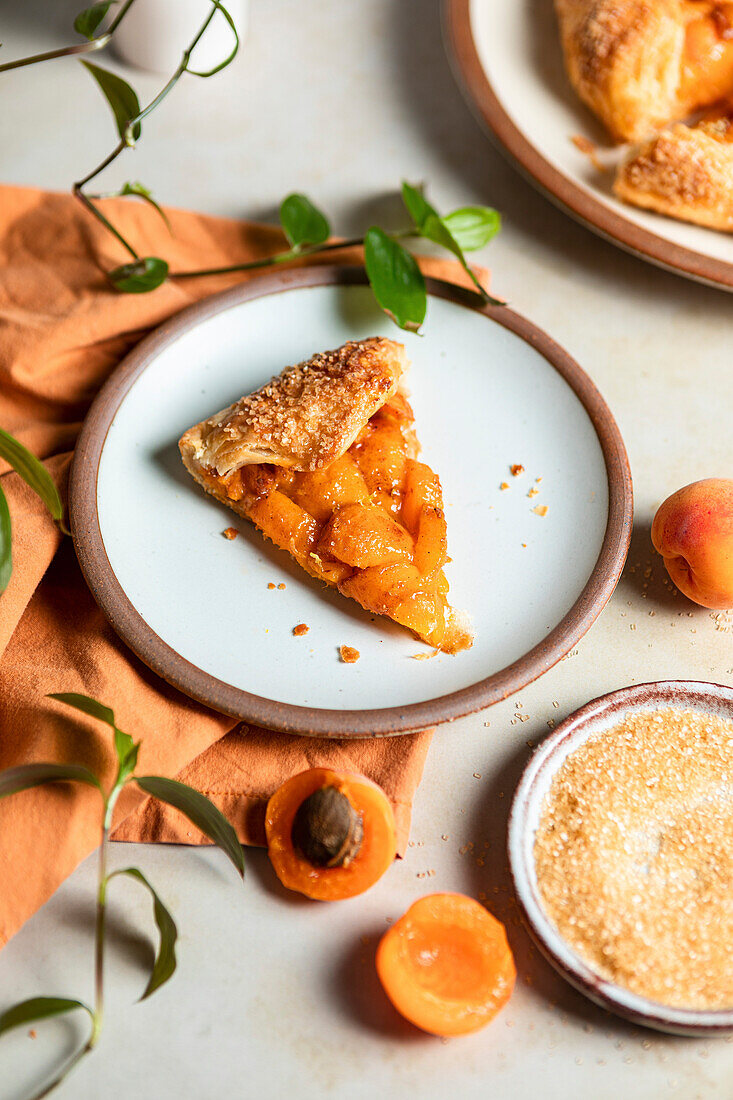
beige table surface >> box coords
[0,2,731,1098]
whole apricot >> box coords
[651,479,733,609]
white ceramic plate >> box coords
[446,0,733,290]
[509,680,733,1035]
[70,267,631,736]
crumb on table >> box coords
[532,504,548,517]
[528,487,539,498]
[278,582,286,590]
[339,645,360,663]
[500,481,509,491]
[293,623,309,636]
[510,464,525,477]
[222,527,238,540]
[267,582,276,589]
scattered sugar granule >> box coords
[534,707,733,1009]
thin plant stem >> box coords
[90,802,113,1047]
[0,0,139,74]
[107,0,139,35]
[74,187,139,260]
[71,1,237,261]
[28,1040,95,1100]
[27,784,119,1100]
[0,39,110,74]
[169,231,420,280]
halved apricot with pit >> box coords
[265,767,397,900]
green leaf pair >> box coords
[46,692,245,877]
[358,184,502,333]
[0,427,66,595]
[401,182,501,305]
[48,692,139,785]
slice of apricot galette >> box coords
[179,337,473,653]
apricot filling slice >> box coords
[179,338,473,653]
[265,767,397,900]
[376,893,516,1036]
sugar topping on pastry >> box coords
[181,337,407,477]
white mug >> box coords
[112,0,246,74]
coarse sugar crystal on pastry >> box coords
[614,100,733,230]
[179,337,473,654]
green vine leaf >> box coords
[363,227,426,333]
[0,428,64,523]
[279,194,330,250]
[74,2,114,40]
[136,776,245,878]
[443,206,501,252]
[81,60,141,144]
[47,692,138,782]
[110,868,178,999]
[47,692,116,728]
[120,182,171,231]
[0,484,11,595]
[0,997,93,1038]
[0,762,102,799]
[108,257,169,294]
[401,181,438,231]
[420,212,500,304]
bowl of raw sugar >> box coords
[508,680,733,1036]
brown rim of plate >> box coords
[507,680,733,1035]
[70,264,633,738]
[444,0,733,293]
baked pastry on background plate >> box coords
[179,338,473,654]
[555,0,733,142]
[615,100,733,230]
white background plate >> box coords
[72,270,630,732]
[447,0,733,289]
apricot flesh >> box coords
[651,479,733,609]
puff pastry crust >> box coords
[180,337,407,477]
[180,338,473,654]
[555,0,733,142]
[614,103,733,229]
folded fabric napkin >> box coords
[0,185,484,950]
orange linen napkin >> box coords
[0,185,482,950]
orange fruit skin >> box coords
[376,893,516,1037]
[651,479,733,609]
[265,767,397,901]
